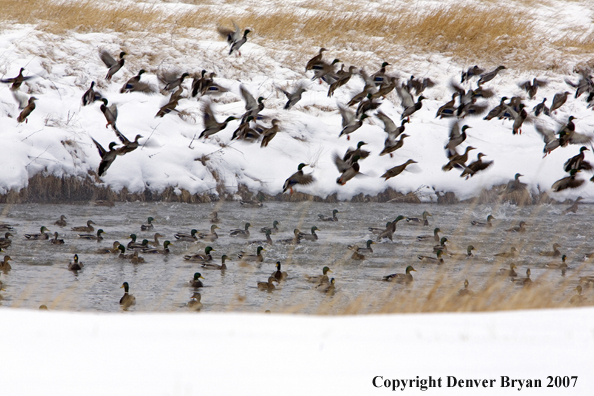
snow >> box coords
[1,307,592,395]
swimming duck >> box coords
[494,246,519,258]
[140,217,155,231]
[569,286,586,305]
[17,97,37,123]
[202,255,228,270]
[377,215,406,242]
[50,232,64,245]
[0,232,13,248]
[199,102,237,139]
[174,229,198,242]
[78,229,105,241]
[460,153,493,179]
[117,245,134,259]
[258,276,278,291]
[545,255,568,269]
[512,268,532,286]
[261,221,280,234]
[72,220,96,233]
[278,229,302,245]
[283,163,314,193]
[417,228,441,242]
[25,226,50,240]
[143,240,172,254]
[210,211,220,224]
[383,265,416,282]
[130,251,145,264]
[449,245,475,259]
[239,197,264,208]
[506,221,527,233]
[0,255,12,272]
[563,196,583,214]
[230,223,251,238]
[272,261,288,282]
[100,50,126,80]
[198,225,219,242]
[238,246,265,263]
[147,233,165,247]
[119,282,136,308]
[125,234,144,249]
[382,159,417,180]
[97,241,121,254]
[348,240,375,255]
[189,272,205,288]
[539,243,562,257]
[458,279,474,296]
[498,263,518,277]
[317,278,336,293]
[406,211,432,226]
[68,254,83,271]
[477,66,506,85]
[418,250,445,264]
[433,237,449,253]
[299,226,320,241]
[184,246,215,263]
[187,292,203,310]
[318,210,339,222]
[54,215,67,227]
[251,229,273,246]
[306,266,332,285]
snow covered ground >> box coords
[2,307,593,395]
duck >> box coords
[449,245,475,259]
[258,276,278,291]
[311,58,341,85]
[460,153,493,179]
[184,246,215,262]
[197,225,219,242]
[189,272,205,288]
[120,69,153,93]
[498,263,518,277]
[0,224,14,232]
[436,93,459,118]
[71,220,96,233]
[140,217,155,231]
[143,240,172,254]
[272,261,288,281]
[283,163,314,193]
[338,104,367,140]
[117,245,134,259]
[147,233,165,247]
[25,226,50,240]
[130,251,145,264]
[126,234,146,249]
[279,84,306,110]
[50,232,65,245]
[1,67,35,90]
[545,255,568,269]
[433,237,449,253]
[471,215,495,227]
[119,282,136,308]
[506,221,527,233]
[239,197,264,208]
[348,240,375,255]
[68,254,83,271]
[306,266,332,285]
[251,229,273,246]
[278,229,302,245]
[0,255,12,272]
[187,292,203,310]
[114,131,142,155]
[444,123,470,158]
[318,209,339,222]
[305,47,328,71]
[199,103,237,139]
[238,246,265,263]
[54,215,67,227]
[369,222,392,235]
[260,221,280,234]
[383,265,416,282]
[552,169,584,192]
[381,159,417,180]
[174,229,198,242]
[512,268,532,286]
[400,96,425,120]
[99,98,118,130]
[202,255,228,270]
[380,132,409,157]
[418,250,445,264]
[17,97,37,123]
[0,232,13,248]
[550,91,570,113]
[91,139,120,177]
[229,28,250,55]
[539,243,562,257]
[406,211,432,226]
[328,65,357,97]
[533,98,550,117]
[494,246,519,258]
[442,146,476,171]
[299,226,320,241]
[569,286,586,305]
[100,50,126,80]
[564,147,592,172]
[417,228,441,243]
[461,65,484,83]
[458,279,474,296]
[477,65,506,85]
[317,278,336,293]
[259,118,282,148]
[335,154,361,185]
[82,81,103,105]
[78,229,106,241]
[377,215,406,242]
[230,222,251,238]
[210,211,220,223]
[97,241,121,254]
[563,196,583,214]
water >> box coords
[0,200,591,313]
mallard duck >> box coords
[259,119,281,147]
[477,65,506,85]
[272,261,288,281]
[369,222,391,235]
[258,276,278,291]
[552,169,585,192]
[143,240,172,254]
[239,197,264,208]
[117,245,134,259]
[260,221,280,234]
[140,217,155,231]
[238,246,265,263]
[442,146,476,172]
[131,251,145,264]
[406,211,431,226]
[433,237,448,253]
[495,246,519,258]
[305,47,328,71]
[458,279,474,296]
[512,268,532,286]
[318,209,339,222]
[550,91,570,113]
[229,28,250,56]
[174,229,198,242]
[449,245,475,259]
[82,81,103,105]
[460,153,493,179]
[283,163,314,193]
[17,96,37,123]
[471,215,495,227]
[0,224,14,232]
[120,69,153,93]
[78,229,105,241]
[498,263,518,277]
[349,240,374,254]
[187,292,203,310]
[92,139,120,177]
[418,250,445,264]
[400,96,425,121]
[278,229,302,245]
[147,233,164,247]
[202,255,228,270]
[50,232,64,245]
[417,228,441,242]
[114,131,142,155]
[189,272,205,288]
[569,286,586,305]
[1,67,35,90]
[100,50,126,80]
[184,246,215,262]
[506,221,527,233]
[209,211,219,224]
[545,255,568,269]
[99,98,118,131]
[328,65,357,97]
[377,215,406,242]
[381,159,417,180]
[71,220,96,233]
[196,225,218,242]
[0,232,13,248]
[299,226,320,241]
[335,154,361,185]
[0,255,12,272]
[68,254,83,271]
[317,278,336,293]
[54,215,67,227]
[383,265,416,282]
[126,234,145,249]
[251,229,273,246]
[25,226,50,240]
[230,223,251,238]
[279,84,306,110]
[306,266,332,284]
[119,282,136,308]
[311,58,340,85]
[563,197,583,214]
[564,147,591,172]
[97,241,121,254]
[539,243,562,257]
